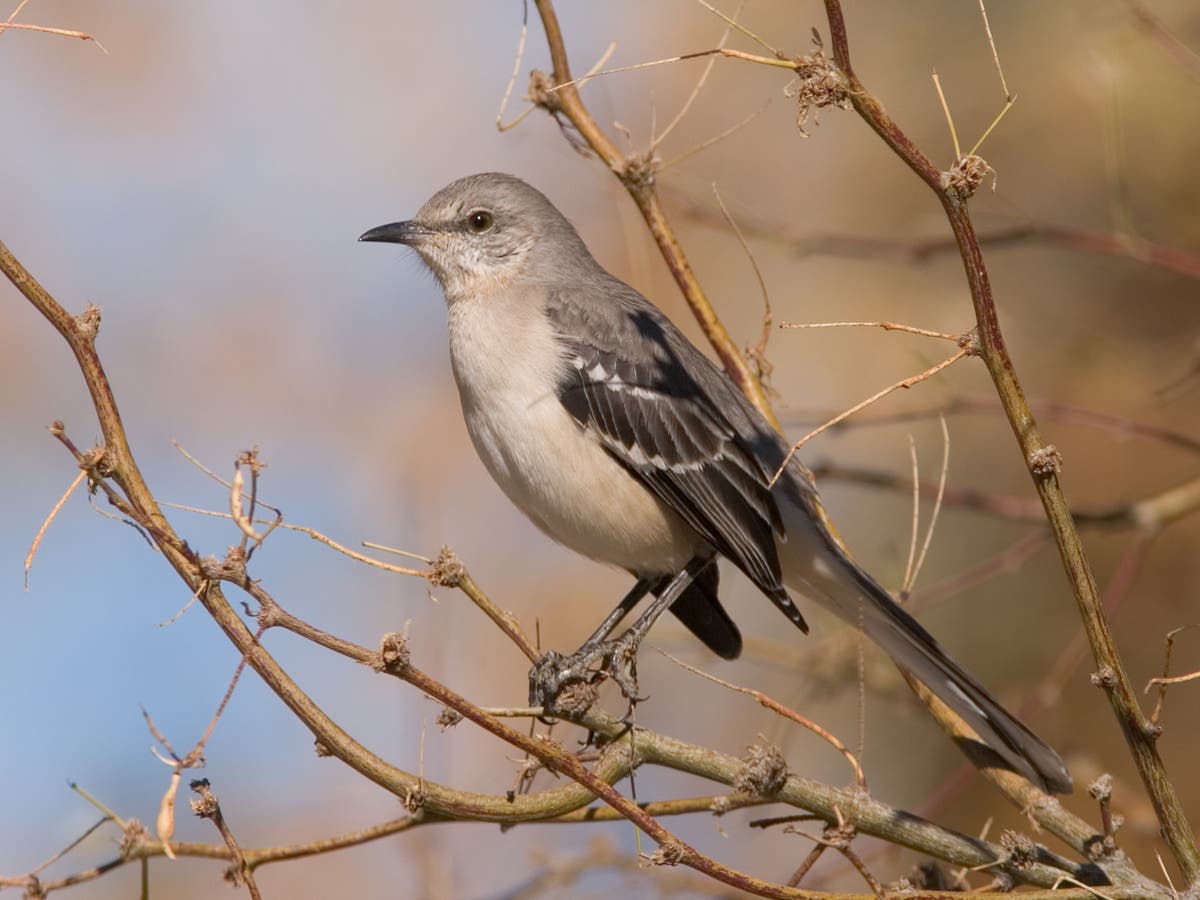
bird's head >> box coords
[360,172,591,303]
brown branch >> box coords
[21,792,1148,900]
[518,17,1190,887]
[3,14,1185,880]
[0,20,102,46]
[792,394,1200,460]
[24,467,86,589]
[1147,625,1200,726]
[255,583,1132,893]
[673,190,1200,282]
[808,460,1200,531]
[11,228,1113,894]
[428,546,540,663]
[818,1,1200,883]
[2,414,1163,895]
[661,650,867,790]
[773,346,971,483]
[530,0,779,430]
[189,780,261,900]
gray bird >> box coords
[360,172,1072,794]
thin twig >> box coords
[792,394,1200,459]
[967,94,1017,158]
[24,467,86,589]
[977,0,1010,98]
[190,780,262,900]
[0,19,105,51]
[693,0,781,56]
[659,101,769,171]
[3,0,32,26]
[902,435,921,594]
[172,441,277,512]
[907,415,951,595]
[1147,624,1200,725]
[496,0,533,131]
[931,69,961,159]
[772,347,971,485]
[27,818,111,877]
[652,1,740,149]
[712,182,773,381]
[674,194,1200,281]
[1147,670,1200,689]
[161,501,430,577]
[780,320,961,341]
[659,649,867,790]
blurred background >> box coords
[2,1,1198,897]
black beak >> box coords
[358,221,430,245]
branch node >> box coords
[1090,665,1118,688]
[783,31,851,136]
[809,813,857,850]
[647,839,687,867]
[940,154,996,201]
[189,778,219,818]
[429,546,465,588]
[75,303,102,340]
[998,829,1037,869]
[79,444,112,480]
[313,738,333,758]
[118,818,151,860]
[1027,444,1063,477]
[375,632,411,674]
[548,679,600,718]
[527,68,560,112]
[436,707,464,730]
[402,783,426,814]
[1084,773,1120,858]
[619,152,658,193]
[732,740,789,797]
[1087,772,1113,803]
[528,68,591,157]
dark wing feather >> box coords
[546,283,808,633]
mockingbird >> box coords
[360,172,1072,794]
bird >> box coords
[359,172,1072,794]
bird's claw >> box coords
[528,634,646,719]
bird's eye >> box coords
[466,210,494,233]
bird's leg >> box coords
[529,558,712,717]
[597,558,711,705]
[528,578,651,715]
[581,578,654,648]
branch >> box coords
[529,0,780,430]
[674,192,1200,282]
[808,460,1200,531]
[818,1,1200,884]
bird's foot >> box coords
[528,633,645,720]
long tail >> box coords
[775,483,1073,794]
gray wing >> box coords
[545,283,808,634]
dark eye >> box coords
[466,210,494,233]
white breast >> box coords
[446,292,701,576]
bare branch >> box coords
[818,2,1200,875]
